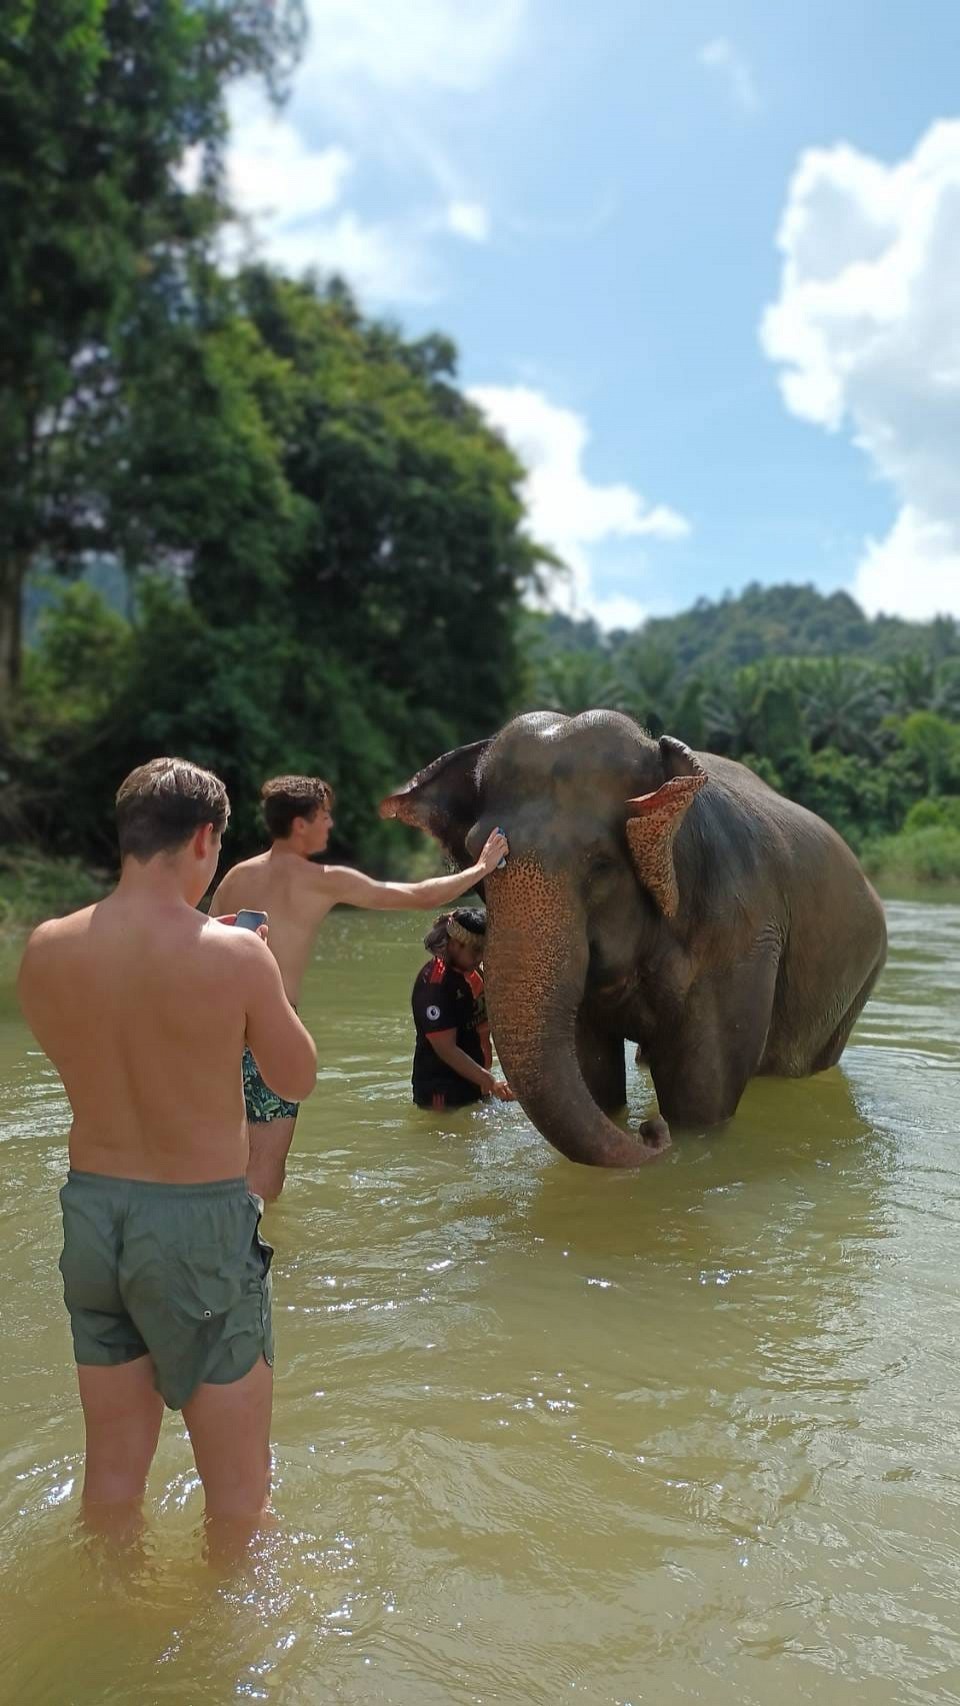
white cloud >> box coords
[227,105,352,226]
[446,200,491,242]
[220,94,433,301]
[218,1,521,303]
[762,121,960,619]
[857,508,959,621]
[590,594,649,633]
[300,0,526,99]
[698,38,759,114]
[468,384,690,626]
[247,210,437,303]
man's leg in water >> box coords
[247,1113,298,1202]
[77,1356,165,1537]
[182,1355,273,1555]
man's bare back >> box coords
[18,892,307,1182]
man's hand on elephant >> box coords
[475,828,508,876]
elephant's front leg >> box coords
[575,1011,626,1114]
[646,953,781,1128]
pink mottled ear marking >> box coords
[625,772,706,918]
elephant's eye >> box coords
[587,853,617,880]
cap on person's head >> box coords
[115,757,229,861]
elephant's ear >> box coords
[625,736,707,918]
[379,738,490,865]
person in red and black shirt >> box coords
[411,909,514,1110]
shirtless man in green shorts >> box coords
[17,758,316,1544]
[210,775,508,1201]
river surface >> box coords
[0,900,959,1705]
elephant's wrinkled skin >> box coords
[380,711,887,1169]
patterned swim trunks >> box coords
[242,1047,299,1124]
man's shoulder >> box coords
[201,914,261,953]
[17,905,99,994]
[198,917,280,995]
[301,860,366,896]
[304,859,345,882]
[218,853,268,885]
[24,903,97,953]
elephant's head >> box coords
[380,711,707,1168]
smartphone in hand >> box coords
[234,909,269,931]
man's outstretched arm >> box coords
[318,828,508,912]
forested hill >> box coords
[534,583,957,682]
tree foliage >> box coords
[1,8,549,872]
[0,0,304,689]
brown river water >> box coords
[0,899,958,1705]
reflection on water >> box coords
[1,901,959,1704]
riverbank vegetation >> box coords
[0,849,108,937]
[1,3,957,918]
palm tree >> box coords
[524,649,630,717]
[793,658,890,758]
[700,669,768,756]
[613,638,678,734]
[888,652,936,717]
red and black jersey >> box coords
[411,956,486,1108]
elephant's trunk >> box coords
[484,860,670,1169]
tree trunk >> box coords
[0,548,25,696]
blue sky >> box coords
[224,0,960,628]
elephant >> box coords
[380,710,887,1170]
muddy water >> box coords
[0,899,958,1705]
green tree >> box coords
[230,270,548,735]
[775,746,908,850]
[896,711,960,795]
[613,636,677,734]
[792,657,889,758]
[6,272,550,869]
[22,579,132,717]
[521,647,629,717]
[0,0,304,691]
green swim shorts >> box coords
[59,1171,274,1411]
[242,1046,299,1124]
